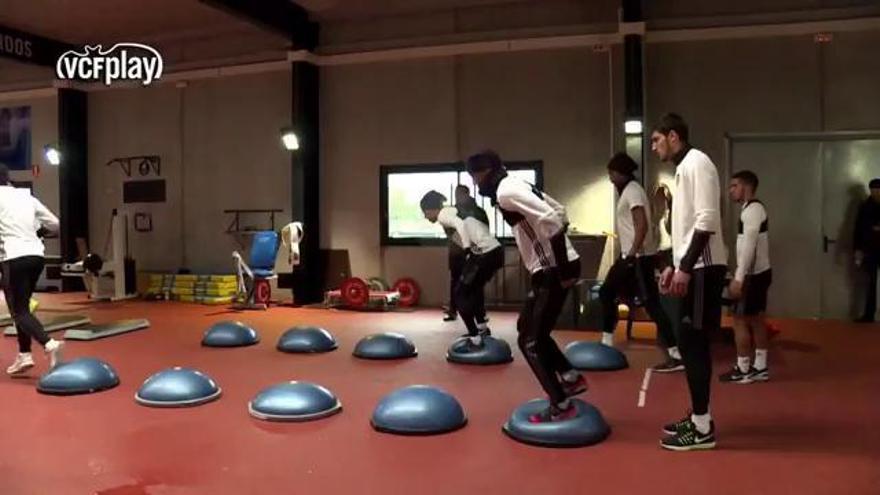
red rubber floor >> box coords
[0,294,878,494]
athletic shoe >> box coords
[6,353,34,375]
[528,403,578,423]
[29,298,39,313]
[660,420,716,451]
[652,358,685,373]
[462,329,492,339]
[719,366,752,384]
[459,327,492,338]
[45,339,65,369]
[562,374,588,397]
[662,414,692,435]
[855,315,875,323]
[454,336,484,352]
[748,367,769,382]
[443,312,457,322]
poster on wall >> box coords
[0,106,32,171]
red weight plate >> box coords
[254,279,272,304]
[341,277,369,308]
[392,278,421,307]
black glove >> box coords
[36,227,56,239]
[558,259,581,282]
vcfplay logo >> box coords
[55,43,163,86]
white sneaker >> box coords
[44,339,65,369]
[7,353,35,375]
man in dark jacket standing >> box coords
[855,178,880,323]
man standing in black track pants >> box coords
[421,189,502,346]
[444,218,467,322]
[650,114,728,451]
[599,152,681,372]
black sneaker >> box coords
[748,367,769,382]
[855,315,874,323]
[719,366,752,384]
[652,358,685,373]
[662,414,692,435]
[443,312,457,322]
[660,420,716,451]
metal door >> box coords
[728,132,880,320]
[728,138,823,318]
[820,139,880,319]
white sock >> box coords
[754,349,768,370]
[557,399,571,410]
[477,321,489,331]
[691,412,712,434]
[562,370,580,383]
[668,346,681,360]
[736,356,751,373]
[469,335,483,346]
[18,352,32,359]
[601,332,614,346]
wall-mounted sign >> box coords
[0,24,74,67]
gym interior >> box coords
[1,1,879,494]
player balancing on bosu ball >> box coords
[466,150,588,423]
[420,189,503,349]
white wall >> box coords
[320,58,458,304]
[644,29,880,192]
[321,46,617,306]
[88,70,292,274]
[645,34,822,184]
[824,29,880,130]
[319,0,618,49]
[182,71,292,273]
[89,85,183,271]
[0,60,54,90]
[456,48,614,234]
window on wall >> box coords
[380,161,543,246]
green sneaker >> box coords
[661,420,716,451]
[662,414,692,435]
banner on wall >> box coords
[0,24,73,67]
[0,106,31,171]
